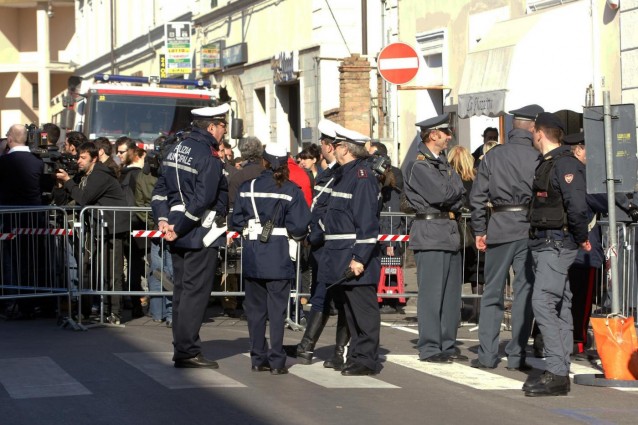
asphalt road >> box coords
[1,302,637,425]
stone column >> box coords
[36,3,51,125]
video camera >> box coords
[367,153,391,178]
[31,145,79,176]
[26,123,79,176]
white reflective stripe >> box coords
[271,228,288,236]
[157,216,168,222]
[164,161,199,175]
[170,205,186,212]
[355,238,377,244]
[185,211,200,222]
[152,195,167,201]
[325,233,356,240]
[314,185,333,194]
[239,192,293,201]
[318,219,325,231]
[331,191,352,199]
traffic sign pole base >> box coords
[573,373,638,387]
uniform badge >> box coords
[564,174,574,184]
[357,169,368,178]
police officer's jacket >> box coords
[529,145,588,250]
[151,127,228,249]
[404,143,465,251]
[317,158,381,286]
[470,128,541,244]
[308,161,340,247]
[230,170,311,280]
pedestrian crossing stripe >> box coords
[243,353,399,389]
[384,355,523,390]
[0,357,91,399]
[115,352,246,389]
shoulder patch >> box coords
[564,173,574,184]
[357,168,368,178]
[416,154,426,160]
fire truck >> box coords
[51,74,219,149]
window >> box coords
[416,30,444,86]
[32,84,39,109]
[527,0,578,12]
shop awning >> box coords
[458,1,592,118]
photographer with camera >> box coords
[56,141,130,324]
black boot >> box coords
[286,311,329,364]
[323,312,350,370]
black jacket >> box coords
[61,161,130,234]
[0,150,44,206]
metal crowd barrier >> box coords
[0,206,498,329]
[599,221,638,322]
[0,206,78,324]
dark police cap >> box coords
[191,103,230,121]
[563,132,585,146]
[415,113,450,130]
[535,112,565,133]
[508,104,544,121]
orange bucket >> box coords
[590,315,638,380]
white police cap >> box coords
[191,103,230,120]
[318,119,340,140]
[334,127,370,145]
[263,143,288,169]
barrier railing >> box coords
[0,206,78,325]
[0,206,525,330]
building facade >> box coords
[0,0,76,132]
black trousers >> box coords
[171,246,218,361]
[339,284,380,370]
[244,278,290,369]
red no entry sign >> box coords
[377,42,420,85]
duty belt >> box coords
[415,212,456,220]
[529,227,568,240]
[491,204,529,213]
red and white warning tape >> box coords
[378,234,410,242]
[130,230,242,239]
[11,228,73,236]
[0,233,15,240]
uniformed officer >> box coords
[320,126,381,376]
[230,143,311,375]
[285,119,352,369]
[151,104,229,369]
[403,113,466,363]
[524,113,591,396]
[469,104,543,371]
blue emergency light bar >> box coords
[94,73,211,88]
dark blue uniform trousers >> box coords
[415,250,462,360]
[244,278,290,369]
[339,284,380,370]
[171,246,218,361]
[477,239,534,368]
[531,245,578,376]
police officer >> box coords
[151,104,229,369]
[524,113,591,396]
[284,119,352,368]
[230,143,311,375]
[403,113,465,363]
[469,104,543,371]
[320,126,381,376]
